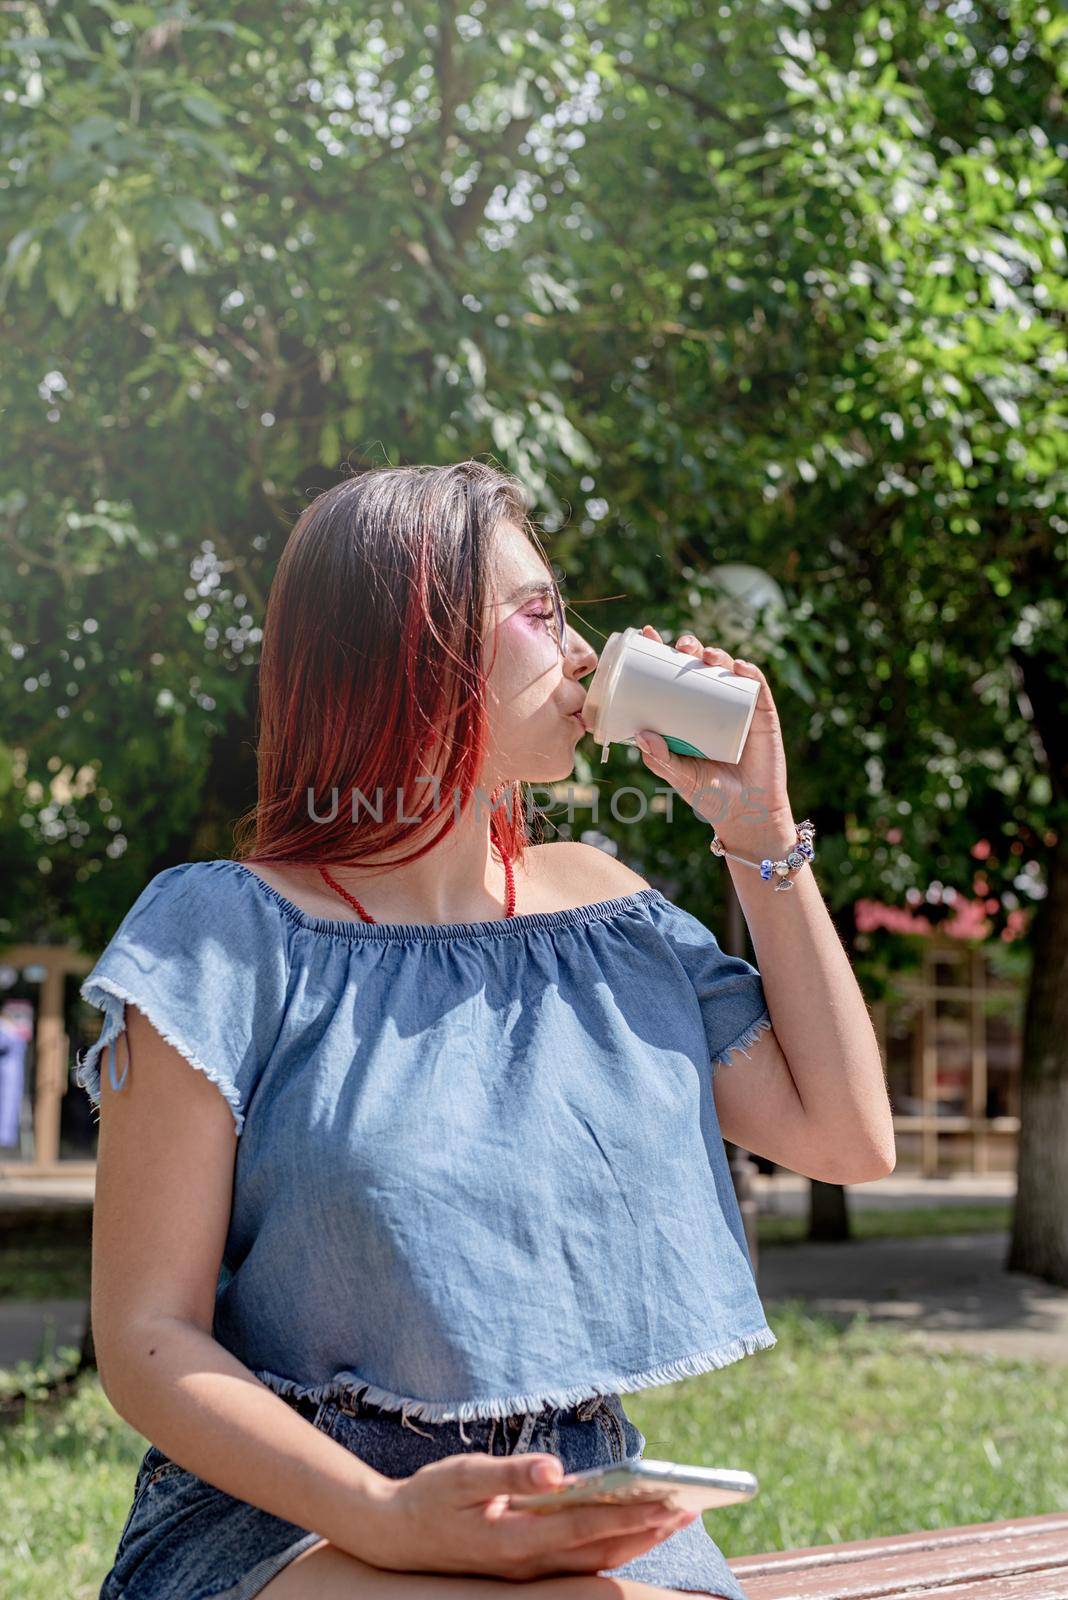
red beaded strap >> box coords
[319,849,516,925]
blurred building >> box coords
[0,944,98,1178]
[857,896,1029,1178]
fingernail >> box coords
[633,734,651,753]
[533,1460,560,1485]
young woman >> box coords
[76,459,895,1600]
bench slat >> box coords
[895,1567,1068,1599]
[729,1510,1068,1599]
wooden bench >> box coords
[728,1509,1068,1598]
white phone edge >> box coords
[508,1459,759,1516]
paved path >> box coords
[757,1230,1068,1366]
[751,1170,1016,1215]
[0,1299,86,1369]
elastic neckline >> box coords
[219,859,664,943]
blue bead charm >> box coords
[710,818,818,898]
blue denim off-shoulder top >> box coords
[75,859,777,1424]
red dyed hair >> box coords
[231,460,552,873]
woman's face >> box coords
[482,520,599,785]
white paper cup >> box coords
[583,627,760,765]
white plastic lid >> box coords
[582,629,632,756]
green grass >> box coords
[2,1304,1066,1599]
[625,1301,1068,1559]
[0,1242,92,1301]
[1,1369,147,1600]
[754,1203,1011,1247]
[0,1210,93,1301]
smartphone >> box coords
[507,1458,759,1517]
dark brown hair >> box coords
[232,460,551,873]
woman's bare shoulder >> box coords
[523,841,651,908]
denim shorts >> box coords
[98,1386,751,1599]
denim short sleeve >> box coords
[647,895,772,1072]
[74,861,288,1135]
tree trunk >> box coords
[1007,825,1068,1285]
[805,888,859,1242]
[726,1143,761,1277]
[808,1178,852,1241]
[77,1307,96,1375]
[185,692,260,863]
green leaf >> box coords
[182,94,226,129]
[69,115,118,151]
[319,419,341,468]
[170,197,222,251]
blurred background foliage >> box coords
[1,0,1063,943]
[0,0,1065,1258]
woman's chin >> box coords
[506,754,581,787]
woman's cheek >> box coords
[502,611,557,665]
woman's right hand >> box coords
[352,1450,700,1580]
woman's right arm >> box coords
[90,1001,396,1554]
[92,1002,697,1579]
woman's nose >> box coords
[563,623,599,678]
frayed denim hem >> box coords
[252,1323,778,1424]
[710,1010,773,1073]
[74,976,246,1135]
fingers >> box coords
[632,729,729,807]
[561,1515,699,1573]
[519,1505,701,1578]
[675,631,736,674]
[549,1496,678,1549]
[555,1530,694,1575]
[632,729,670,761]
[732,657,770,699]
[566,1502,696,1554]
[507,1494,682,1561]
[409,1454,702,1585]
[456,1450,564,1502]
[672,635,773,714]
[644,623,744,676]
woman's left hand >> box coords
[632,625,795,853]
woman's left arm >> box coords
[714,828,896,1183]
[631,626,896,1186]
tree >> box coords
[2,1,1065,1277]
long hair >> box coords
[231,460,547,872]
